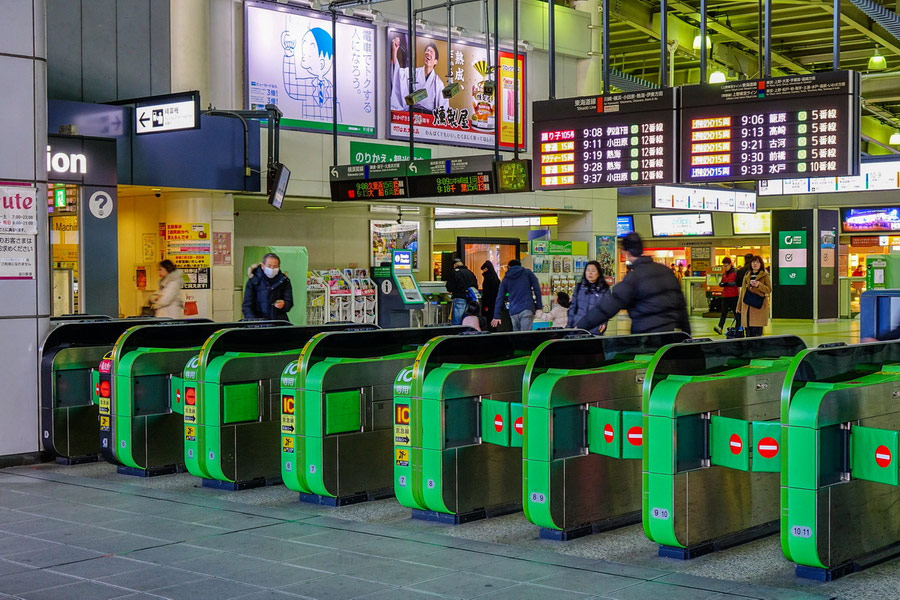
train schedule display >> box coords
[680,71,860,183]
[532,89,677,190]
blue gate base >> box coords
[540,511,641,541]
[412,503,521,525]
[796,540,900,581]
[299,488,393,507]
[202,476,281,491]
[659,520,779,560]
[117,464,183,478]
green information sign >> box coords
[350,142,431,165]
[778,230,807,285]
[531,240,589,256]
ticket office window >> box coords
[48,184,81,316]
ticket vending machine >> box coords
[374,250,425,328]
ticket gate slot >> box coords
[522,332,690,541]
[190,323,375,491]
[104,321,273,476]
[642,336,807,559]
[395,329,582,524]
[782,341,900,580]
[280,326,469,506]
[40,318,196,464]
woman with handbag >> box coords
[737,255,770,337]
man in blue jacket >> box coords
[491,259,542,331]
[242,253,294,321]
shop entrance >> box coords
[48,184,81,315]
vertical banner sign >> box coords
[820,229,836,285]
[245,1,377,136]
[387,27,527,150]
[595,236,618,286]
[779,230,808,285]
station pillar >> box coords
[0,0,49,458]
[770,208,839,321]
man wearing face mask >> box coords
[577,232,691,335]
[242,253,294,321]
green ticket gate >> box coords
[782,341,900,580]
[280,326,469,505]
[395,329,581,523]
[643,335,807,559]
[522,332,690,540]
[100,321,275,476]
[40,318,187,464]
[185,323,375,490]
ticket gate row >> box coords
[40,320,900,581]
[280,326,469,505]
[40,318,206,464]
[183,323,374,490]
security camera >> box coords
[155,192,161,198]
[482,80,496,97]
[442,82,462,99]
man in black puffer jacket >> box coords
[577,233,691,335]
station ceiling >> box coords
[608,0,900,144]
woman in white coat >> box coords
[151,260,184,318]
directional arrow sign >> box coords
[135,92,200,135]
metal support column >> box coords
[660,0,668,87]
[602,0,610,95]
[699,0,708,83]
[763,0,772,78]
[833,0,840,70]
[549,0,556,98]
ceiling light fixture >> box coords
[890,130,900,145]
[692,34,711,52]
[869,47,887,71]
[709,69,727,84]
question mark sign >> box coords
[89,191,113,219]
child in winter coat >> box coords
[537,292,570,328]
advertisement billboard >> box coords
[245,1,376,136]
[387,27,526,150]
[841,207,900,233]
[651,213,714,237]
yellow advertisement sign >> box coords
[165,223,211,268]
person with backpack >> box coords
[567,260,610,335]
[447,259,477,325]
[491,259,543,331]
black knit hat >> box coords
[620,232,643,257]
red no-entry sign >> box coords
[494,414,504,433]
[514,417,523,435]
[876,445,892,468]
[757,437,779,459]
[729,433,743,455]
[603,423,615,444]
[627,426,643,446]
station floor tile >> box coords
[0,453,856,600]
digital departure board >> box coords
[680,71,860,183]
[532,89,677,190]
[406,156,495,198]
[330,163,409,201]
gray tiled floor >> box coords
[0,463,854,600]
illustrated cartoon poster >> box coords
[245,1,376,136]
[387,28,526,150]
